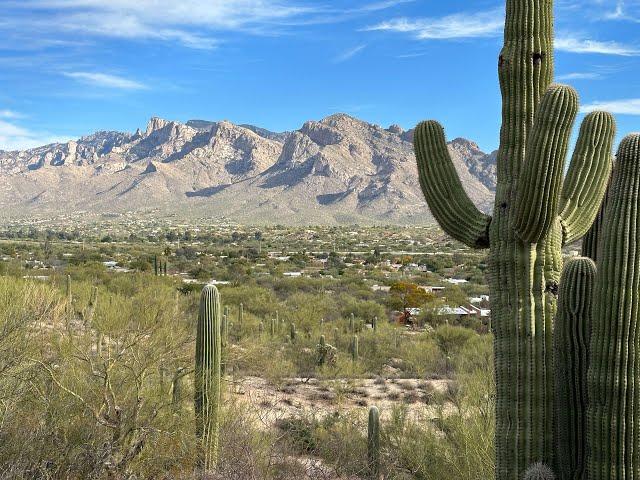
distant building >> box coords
[419,286,446,294]
[371,284,391,292]
[438,305,491,318]
[283,272,303,277]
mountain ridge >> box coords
[0,114,496,225]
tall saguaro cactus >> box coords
[368,406,381,480]
[554,257,596,480]
[194,285,222,471]
[413,1,615,478]
[588,134,640,480]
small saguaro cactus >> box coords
[368,406,381,480]
[153,255,158,276]
[290,322,296,343]
[221,315,229,348]
[258,321,264,335]
[412,0,616,476]
[351,335,359,362]
[349,314,355,333]
[524,463,555,480]
[372,316,378,332]
[82,285,98,326]
[270,318,276,337]
[194,285,222,471]
[554,257,596,480]
[333,327,340,346]
[588,134,640,480]
[238,303,244,325]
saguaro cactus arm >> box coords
[414,120,492,249]
[588,133,640,480]
[512,85,578,243]
[559,111,615,245]
[554,257,596,480]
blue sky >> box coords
[1,0,640,152]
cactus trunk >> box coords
[352,335,359,362]
[194,285,222,471]
[588,135,640,480]
[554,257,596,480]
[368,406,380,480]
[413,1,615,478]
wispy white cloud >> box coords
[556,36,640,56]
[0,109,24,119]
[556,72,602,81]
[4,0,319,49]
[334,44,367,63]
[364,8,504,40]
[355,0,415,13]
[62,72,148,90]
[0,119,71,151]
[581,98,640,115]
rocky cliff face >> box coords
[0,114,496,224]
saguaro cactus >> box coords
[351,335,359,362]
[554,257,596,480]
[194,285,222,471]
[290,322,296,343]
[588,134,640,480]
[368,406,381,480]
[413,1,615,478]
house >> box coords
[283,272,303,277]
[371,284,391,293]
[438,305,491,318]
[419,286,446,294]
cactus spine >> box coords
[587,134,640,480]
[194,285,222,471]
[554,257,596,480]
[368,406,381,480]
[524,463,555,480]
[412,1,615,477]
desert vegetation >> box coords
[0,223,495,479]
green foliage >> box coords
[387,281,433,311]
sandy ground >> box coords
[229,375,454,429]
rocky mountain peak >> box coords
[0,114,496,224]
[146,117,172,135]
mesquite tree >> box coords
[412,1,615,478]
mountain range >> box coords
[0,114,496,225]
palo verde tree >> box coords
[413,1,615,479]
